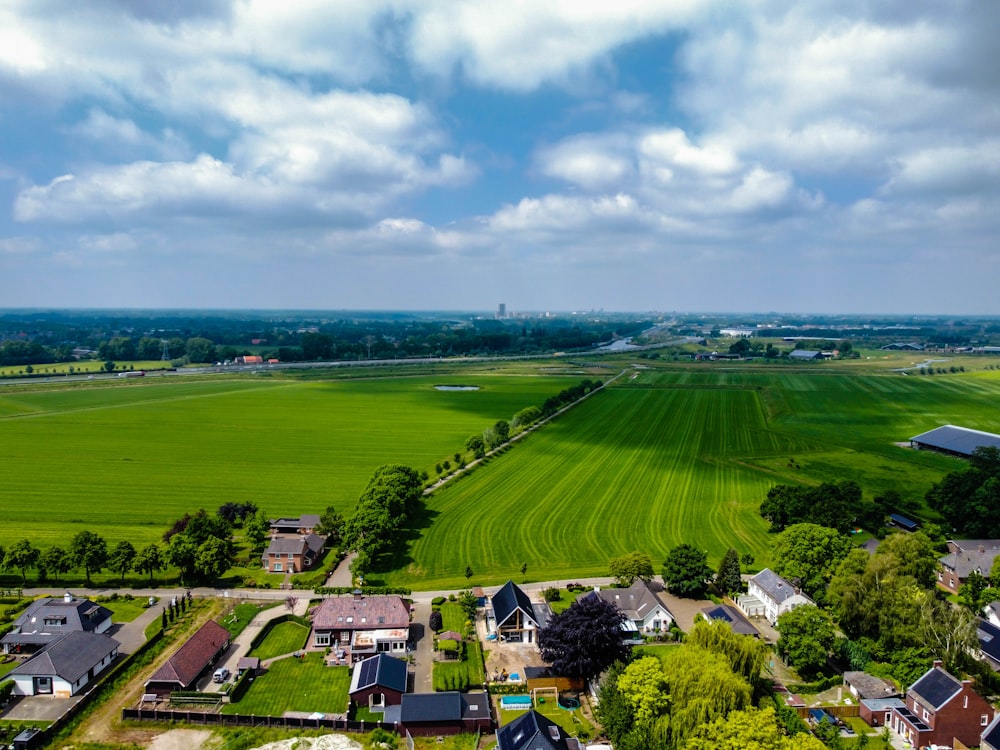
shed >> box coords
[144,620,230,696]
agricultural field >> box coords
[388,364,1000,589]
[0,368,581,551]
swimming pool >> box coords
[500,695,532,710]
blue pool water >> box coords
[500,695,532,709]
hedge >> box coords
[314,586,411,596]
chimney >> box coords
[932,659,943,669]
[353,588,363,601]
[63,592,73,603]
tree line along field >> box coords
[3,358,1000,589]
[388,364,1000,589]
[0,370,582,550]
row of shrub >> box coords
[314,586,411,596]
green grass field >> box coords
[0,369,579,552]
[433,639,486,692]
[223,652,350,715]
[250,621,309,660]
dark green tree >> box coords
[773,523,853,600]
[134,543,164,583]
[316,505,345,545]
[609,551,655,587]
[70,530,108,584]
[465,434,486,459]
[662,544,713,598]
[715,547,743,594]
[776,605,836,679]
[4,539,39,583]
[40,546,73,582]
[107,540,137,585]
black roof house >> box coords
[381,691,491,732]
[983,712,1000,750]
[910,667,964,711]
[496,709,581,750]
[491,580,538,629]
[349,653,408,695]
[977,618,1000,670]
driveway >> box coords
[408,596,434,693]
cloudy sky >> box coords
[0,1,997,313]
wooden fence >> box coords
[793,704,861,720]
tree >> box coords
[244,510,271,550]
[4,539,39,583]
[134,543,164,583]
[102,359,116,372]
[107,540,136,585]
[662,544,713,598]
[40,546,73,582]
[457,590,478,621]
[715,548,743,595]
[465,434,486,459]
[166,533,198,584]
[609,551,655,586]
[760,481,862,533]
[493,419,510,444]
[685,706,826,750]
[70,530,108,584]
[920,596,977,673]
[687,618,770,689]
[316,505,345,545]
[773,524,852,600]
[464,564,474,580]
[959,570,990,613]
[776,605,835,679]
[195,536,233,580]
[729,338,752,356]
[429,610,443,632]
[185,336,217,363]
[538,595,629,681]
[618,656,669,723]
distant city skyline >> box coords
[0,2,997,314]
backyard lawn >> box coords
[220,601,280,638]
[438,602,471,633]
[433,640,486,692]
[250,621,310,661]
[223,653,350,716]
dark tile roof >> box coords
[983,712,1000,750]
[312,594,409,631]
[146,620,230,689]
[940,548,1000,579]
[978,618,1000,664]
[400,691,462,722]
[589,580,672,623]
[749,569,802,605]
[701,604,759,636]
[497,709,577,750]
[350,653,407,694]
[2,595,112,647]
[910,425,1000,456]
[491,580,537,629]
[11,632,119,683]
[263,533,326,558]
[909,666,963,711]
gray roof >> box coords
[951,540,1000,552]
[983,712,1000,750]
[940,548,1000,579]
[349,653,407,695]
[491,580,537,629]
[789,350,821,359]
[399,691,462,722]
[749,569,801,605]
[844,671,900,699]
[909,666,963,711]
[263,533,326,557]
[910,424,1000,456]
[589,580,672,623]
[860,697,904,712]
[701,604,759,637]
[2,595,112,648]
[11,631,119,683]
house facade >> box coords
[311,592,409,663]
[584,580,674,637]
[938,540,1000,595]
[261,533,326,573]
[890,662,995,749]
[9,631,119,698]
[2,593,113,655]
[738,569,814,624]
[348,653,408,709]
[488,580,540,643]
[496,709,582,750]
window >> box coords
[315,633,330,646]
[274,562,283,572]
[922,709,929,721]
[983,714,990,726]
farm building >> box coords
[788,350,824,361]
[9,631,119,697]
[880,342,926,351]
[582,580,674,641]
[311,591,409,662]
[348,653,408,709]
[269,514,321,535]
[381,691,492,735]
[888,513,919,532]
[909,424,1000,458]
[488,580,541,643]
[144,620,231,696]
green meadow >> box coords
[0,370,580,549]
[2,358,999,590]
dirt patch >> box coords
[148,729,213,750]
[249,736,362,750]
[483,642,546,683]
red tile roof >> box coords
[313,595,409,631]
[146,620,230,689]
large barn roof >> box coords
[910,424,1000,456]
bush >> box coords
[437,639,459,653]
[429,610,443,632]
[543,587,562,602]
[0,680,14,705]
[431,596,447,606]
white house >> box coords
[585,580,673,638]
[738,569,814,624]
[9,631,119,697]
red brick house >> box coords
[261,533,326,573]
[938,540,1000,595]
[348,653,408,709]
[144,620,231,696]
[890,662,994,748]
[311,592,409,663]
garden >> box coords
[223,652,350,716]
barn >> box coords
[909,425,1000,458]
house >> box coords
[235,355,264,365]
[976,618,1000,671]
[348,653,408,709]
[738,569,814,624]
[381,691,492,735]
[144,620,231,696]
[583,580,674,639]
[890,661,995,749]
[488,580,541,643]
[311,591,409,663]
[496,708,582,750]
[844,671,900,701]
[860,697,905,729]
[269,515,321,535]
[9,631,119,697]
[2,592,113,655]
[260,533,326,573]
[938,541,1000,595]
[700,604,759,637]
[983,712,1000,750]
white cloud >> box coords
[0,236,40,254]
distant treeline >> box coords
[0,312,651,367]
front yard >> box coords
[249,621,309,661]
[223,653,350,716]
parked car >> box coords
[213,667,230,683]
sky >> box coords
[0,1,997,314]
